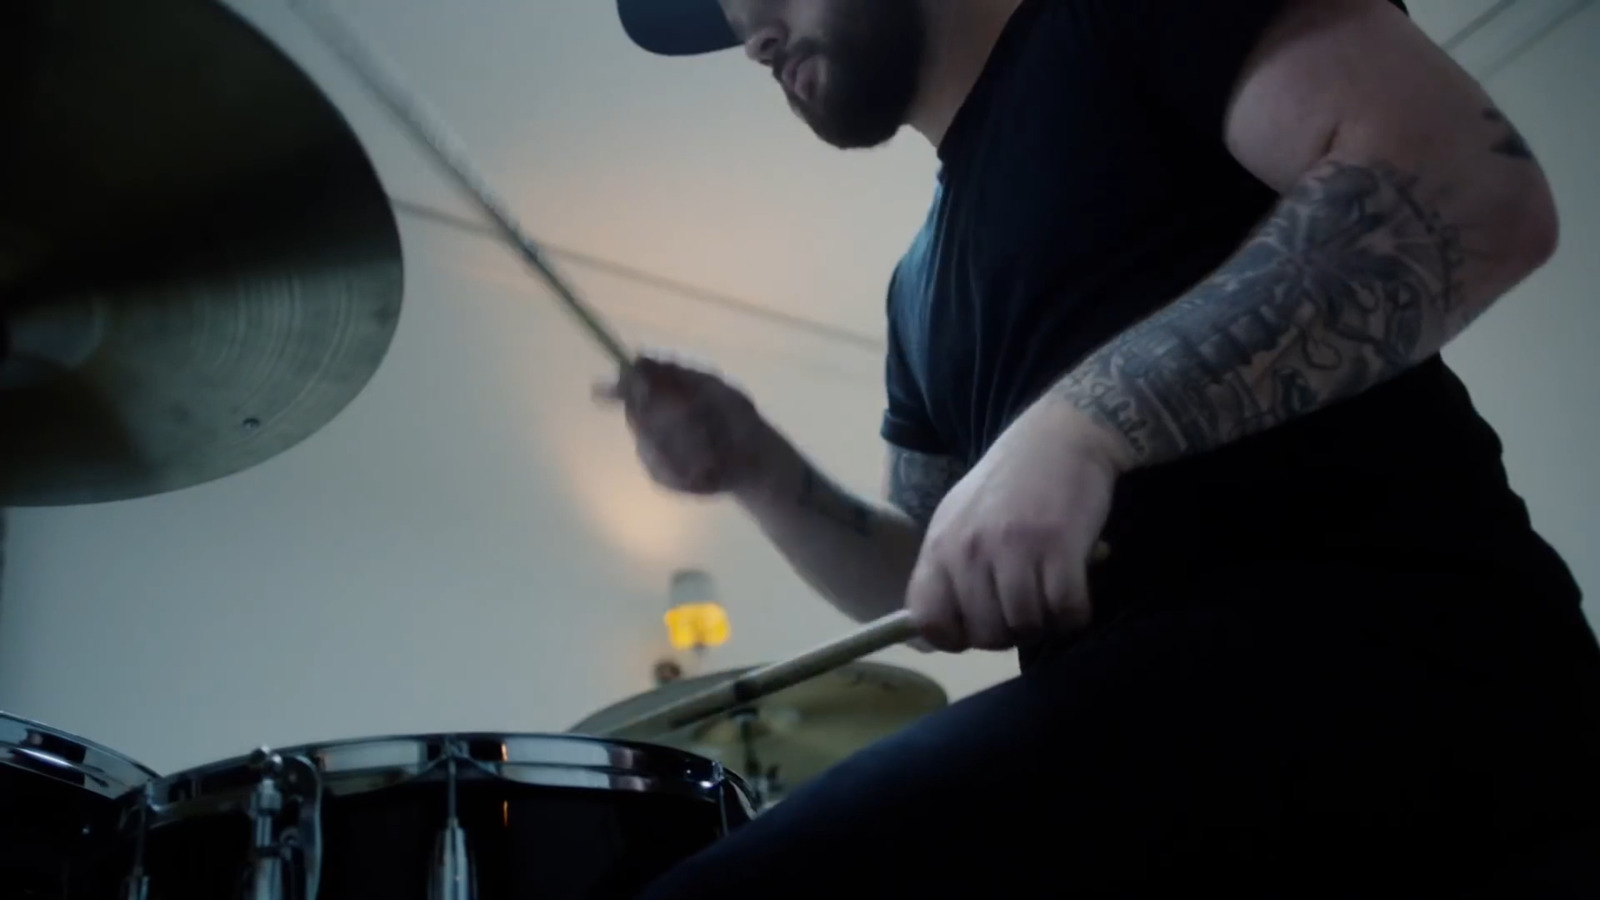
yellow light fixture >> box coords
[664,602,731,651]
[664,568,730,651]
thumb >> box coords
[592,380,623,404]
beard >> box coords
[777,0,926,149]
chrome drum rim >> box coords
[135,732,757,827]
[0,710,158,800]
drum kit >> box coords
[1,0,945,896]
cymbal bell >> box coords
[570,662,948,805]
[0,0,403,506]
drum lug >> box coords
[431,816,473,900]
[247,749,287,900]
[120,785,153,900]
[122,872,150,900]
[244,747,324,900]
[429,745,476,900]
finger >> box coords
[952,550,1009,651]
[624,366,655,408]
[906,560,967,653]
[994,556,1046,644]
[621,355,690,405]
[1041,556,1093,634]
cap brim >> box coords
[617,0,738,56]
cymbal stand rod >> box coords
[290,0,633,369]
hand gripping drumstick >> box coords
[599,610,923,741]
[597,542,1112,741]
[290,0,633,368]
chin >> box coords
[806,116,902,150]
[796,99,903,150]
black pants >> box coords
[638,565,1600,898]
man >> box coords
[604,0,1600,894]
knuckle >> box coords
[998,519,1061,550]
[960,531,990,562]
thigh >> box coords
[639,580,1600,898]
[636,601,1348,897]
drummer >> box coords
[602,0,1600,894]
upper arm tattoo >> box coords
[1055,101,1542,466]
[885,447,967,528]
[1056,157,1464,463]
[1483,108,1534,161]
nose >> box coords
[742,23,786,66]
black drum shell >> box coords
[109,733,754,900]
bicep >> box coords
[883,445,967,529]
[1218,0,1557,278]
[1222,0,1525,190]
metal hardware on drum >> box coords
[121,794,151,900]
[290,0,634,370]
[109,733,754,898]
[247,750,287,900]
[432,742,475,900]
[1,711,158,899]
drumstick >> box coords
[290,0,633,368]
[599,610,922,740]
[598,541,1112,740]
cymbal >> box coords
[571,662,947,804]
[0,0,403,506]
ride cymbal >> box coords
[571,662,948,805]
[0,0,403,506]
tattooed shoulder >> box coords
[885,447,967,528]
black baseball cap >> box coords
[617,0,739,56]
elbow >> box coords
[1520,188,1560,271]
[1502,173,1561,275]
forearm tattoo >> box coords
[885,448,968,529]
[1055,107,1534,466]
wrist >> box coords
[1018,388,1139,476]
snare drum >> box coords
[1,711,157,898]
[112,732,755,899]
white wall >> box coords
[2,1,1595,778]
[1441,1,1600,607]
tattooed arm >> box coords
[736,440,964,623]
[894,0,1560,652]
[1055,0,1558,467]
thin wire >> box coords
[1441,0,1520,51]
[1478,0,1594,80]
[391,199,887,354]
